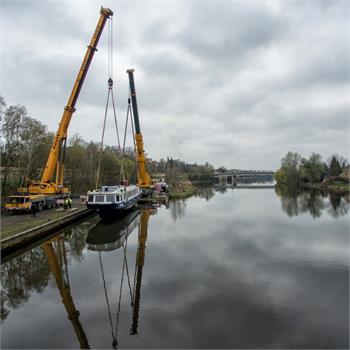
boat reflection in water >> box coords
[41,208,154,349]
[86,207,154,348]
[86,210,141,252]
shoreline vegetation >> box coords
[2,100,348,201]
[275,151,349,195]
[168,180,198,199]
[0,98,216,201]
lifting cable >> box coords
[95,16,121,189]
[119,97,139,185]
[129,100,139,184]
[118,100,131,183]
[95,15,139,188]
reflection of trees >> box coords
[214,185,228,193]
[327,194,349,218]
[1,247,51,321]
[169,200,187,221]
[1,223,90,322]
[195,187,215,201]
[298,191,325,218]
[275,184,302,217]
[275,185,349,219]
[64,225,90,263]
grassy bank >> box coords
[311,181,349,195]
[169,186,197,199]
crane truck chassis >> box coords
[5,194,67,214]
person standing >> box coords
[68,197,72,209]
[30,202,37,217]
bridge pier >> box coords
[214,170,275,186]
[214,172,236,186]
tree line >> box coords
[275,151,348,188]
[0,98,215,197]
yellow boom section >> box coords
[39,7,113,191]
[135,133,151,188]
[126,69,151,189]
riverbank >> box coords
[1,199,87,239]
[168,180,198,199]
[169,186,197,199]
[312,182,349,195]
[0,199,94,254]
[302,179,349,195]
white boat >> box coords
[86,184,141,218]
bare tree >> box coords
[1,105,27,196]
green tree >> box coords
[279,151,302,187]
[275,168,286,184]
[18,116,48,185]
[1,105,27,196]
[329,156,342,177]
[0,95,5,118]
[300,153,324,183]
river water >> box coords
[1,187,349,348]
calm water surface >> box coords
[1,188,349,348]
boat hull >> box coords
[86,195,140,218]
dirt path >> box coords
[1,199,87,239]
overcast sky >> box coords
[1,0,349,170]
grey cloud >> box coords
[0,1,349,169]
[175,2,288,63]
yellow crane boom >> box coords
[28,7,113,195]
[126,69,151,189]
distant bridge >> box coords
[214,169,275,186]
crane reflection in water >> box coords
[42,208,155,349]
[42,237,89,349]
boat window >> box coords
[95,195,104,202]
[88,195,94,202]
[106,195,114,202]
[116,195,120,202]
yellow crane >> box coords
[5,7,113,213]
[126,69,151,189]
[30,7,113,195]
